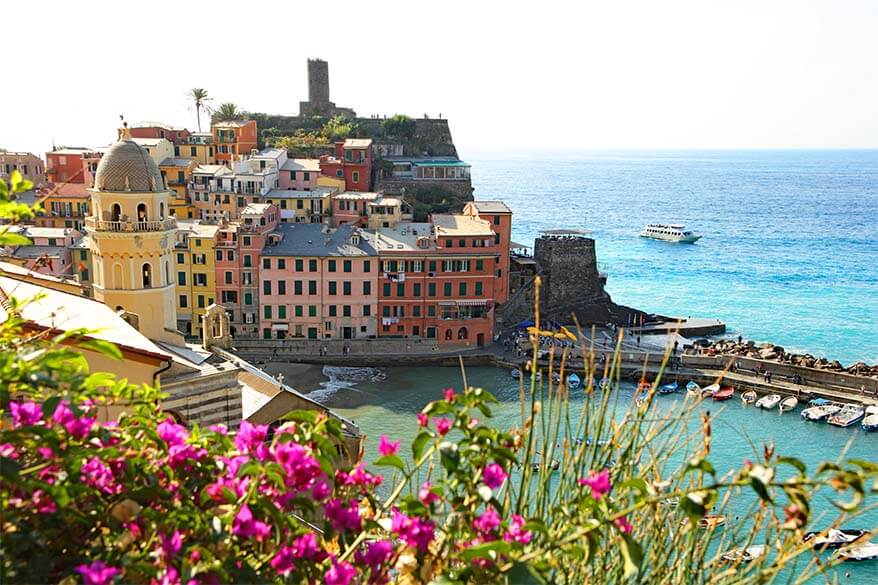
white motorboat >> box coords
[686,381,701,396]
[827,405,866,428]
[803,528,868,549]
[741,390,757,405]
[639,223,702,243]
[861,406,878,432]
[567,373,582,389]
[702,383,720,398]
[778,396,798,413]
[721,544,767,563]
[801,404,841,422]
[756,394,781,409]
[837,541,878,562]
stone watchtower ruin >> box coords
[298,59,355,117]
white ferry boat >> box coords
[639,223,702,243]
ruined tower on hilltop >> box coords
[299,58,356,117]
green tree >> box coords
[186,88,212,133]
[321,114,359,141]
[381,114,417,139]
[212,102,244,123]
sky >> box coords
[4,0,878,157]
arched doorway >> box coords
[477,333,485,347]
[137,203,148,223]
[458,327,468,340]
[110,203,122,221]
[142,263,152,288]
[159,202,165,220]
[445,329,453,341]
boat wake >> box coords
[306,366,387,402]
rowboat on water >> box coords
[778,396,798,413]
[567,373,581,389]
[713,387,734,401]
[685,514,726,530]
[599,377,612,391]
[827,405,866,428]
[802,528,868,550]
[862,406,878,432]
[756,394,781,409]
[511,368,522,379]
[741,390,758,405]
[801,404,841,422]
[702,383,720,398]
[721,544,767,563]
[836,542,878,562]
[686,381,701,396]
[659,381,679,395]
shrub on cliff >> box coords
[381,115,416,140]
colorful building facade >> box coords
[212,120,258,164]
[319,138,372,191]
[1,151,46,188]
[174,220,219,336]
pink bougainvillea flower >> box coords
[419,481,439,505]
[156,418,189,446]
[378,434,400,457]
[578,468,612,500]
[75,560,121,585]
[311,479,331,501]
[270,546,296,576]
[0,442,19,459]
[482,462,507,489]
[291,532,326,561]
[614,515,633,534]
[504,514,533,544]
[473,506,502,535]
[231,504,271,541]
[234,421,269,459]
[155,566,179,585]
[434,417,452,436]
[159,530,183,560]
[355,539,394,572]
[325,560,356,585]
[31,489,56,514]
[391,509,436,553]
[207,423,228,435]
[467,417,479,429]
[324,498,362,532]
[443,388,456,402]
[9,401,42,427]
[417,412,429,427]
[81,456,121,495]
[337,465,383,491]
[52,401,95,439]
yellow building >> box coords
[174,134,216,165]
[265,186,335,224]
[159,157,198,219]
[174,219,219,337]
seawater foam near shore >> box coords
[307,366,387,402]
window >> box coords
[427,327,437,338]
[352,171,360,184]
[308,305,317,317]
[221,290,237,303]
[198,295,205,308]
[237,197,245,208]
[475,282,483,296]
[413,306,421,317]
[397,283,406,297]
[178,272,186,286]
[263,328,271,339]
[363,305,371,316]
[493,215,501,225]
[244,292,253,305]
[278,305,286,319]
[343,260,351,272]
[328,259,336,272]
[476,260,484,271]
[429,261,437,273]
[363,281,371,295]
[176,253,185,264]
[278,280,286,295]
[297,200,304,209]
[382,306,390,317]
[341,305,351,317]
[445,239,453,248]
[343,281,351,296]
[328,281,337,295]
[413,283,421,297]
[383,283,391,296]
[303,171,310,181]
[336,169,343,177]
[428,305,436,317]
[278,259,286,270]
[216,251,223,261]
[459,282,467,296]
[243,255,252,268]
[191,146,197,157]
[428,283,436,297]
[443,283,452,296]
[459,239,466,248]
[263,258,270,269]
[227,251,234,261]
[308,280,317,295]
[295,259,303,271]
[329,305,337,317]
[294,280,303,295]
[295,305,303,317]
[363,260,371,272]
[309,259,317,272]
[141,263,152,287]
[264,306,272,319]
[263,281,272,295]
[308,327,318,339]
[495,233,500,244]
[179,295,188,308]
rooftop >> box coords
[50,147,100,156]
[266,187,335,199]
[159,157,195,168]
[132,122,186,131]
[49,183,89,197]
[176,219,221,238]
[470,200,512,214]
[130,137,168,148]
[386,156,469,167]
[213,120,252,129]
[9,245,67,259]
[20,226,77,239]
[192,164,233,177]
[432,214,494,237]
[372,222,435,253]
[280,158,321,172]
[335,191,380,201]
[262,224,377,258]
[540,228,592,236]
[241,203,272,216]
[343,138,372,149]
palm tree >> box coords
[213,102,243,123]
[187,88,212,132]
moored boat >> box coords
[803,528,868,549]
[599,377,612,391]
[567,373,581,389]
[801,404,841,422]
[809,397,831,407]
[741,390,757,404]
[836,542,878,562]
[511,368,522,379]
[778,396,798,413]
[659,381,679,394]
[756,394,781,409]
[862,406,878,432]
[713,386,734,401]
[721,544,767,563]
[702,383,720,398]
[827,405,866,428]
[686,381,701,396]
[700,514,726,529]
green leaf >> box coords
[374,454,405,473]
[0,457,21,481]
[619,534,643,578]
[42,395,62,418]
[778,456,807,475]
[506,562,548,584]
[412,431,431,461]
[79,338,123,360]
[686,457,715,475]
[439,442,460,472]
[748,465,775,503]
[459,540,510,561]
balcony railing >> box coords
[86,217,177,233]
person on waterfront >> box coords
[738,335,742,345]
[637,335,641,348]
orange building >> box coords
[463,201,512,303]
[130,122,191,145]
[45,147,102,184]
[212,120,257,164]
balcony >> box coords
[86,217,177,233]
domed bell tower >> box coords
[86,123,183,344]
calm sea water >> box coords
[468,150,878,365]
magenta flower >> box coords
[614,515,633,534]
[473,506,502,535]
[157,418,189,446]
[234,421,269,459]
[434,417,452,436]
[391,509,436,552]
[578,468,612,500]
[208,423,228,435]
[417,412,429,427]
[324,498,362,532]
[81,456,121,495]
[52,401,95,439]
[337,465,383,490]
[291,531,325,561]
[378,434,400,457]
[325,560,356,585]
[270,546,296,576]
[155,567,179,585]
[9,401,42,427]
[31,489,56,514]
[482,462,507,489]
[231,504,271,541]
[419,481,439,505]
[311,479,330,500]
[355,539,394,571]
[504,514,533,545]
[159,530,183,560]
[443,388,456,402]
[0,442,18,459]
[75,560,121,585]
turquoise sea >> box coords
[469,150,878,365]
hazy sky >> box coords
[5,0,877,157]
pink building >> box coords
[215,203,278,337]
[259,223,377,340]
[278,158,321,190]
[9,226,80,277]
[331,192,379,227]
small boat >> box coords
[686,381,701,396]
[531,458,560,472]
[551,372,562,384]
[576,437,610,447]
[827,405,866,428]
[741,390,758,405]
[637,380,652,393]
[802,528,868,549]
[682,514,726,529]
[511,369,522,379]
[862,406,878,432]
[809,397,831,407]
[756,394,781,409]
[639,223,702,243]
[778,396,798,413]
[721,544,767,563]
[836,542,878,562]
[702,383,720,398]
[801,404,841,422]
[567,373,581,389]
[713,387,734,401]
[659,381,679,395]
[599,377,612,391]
